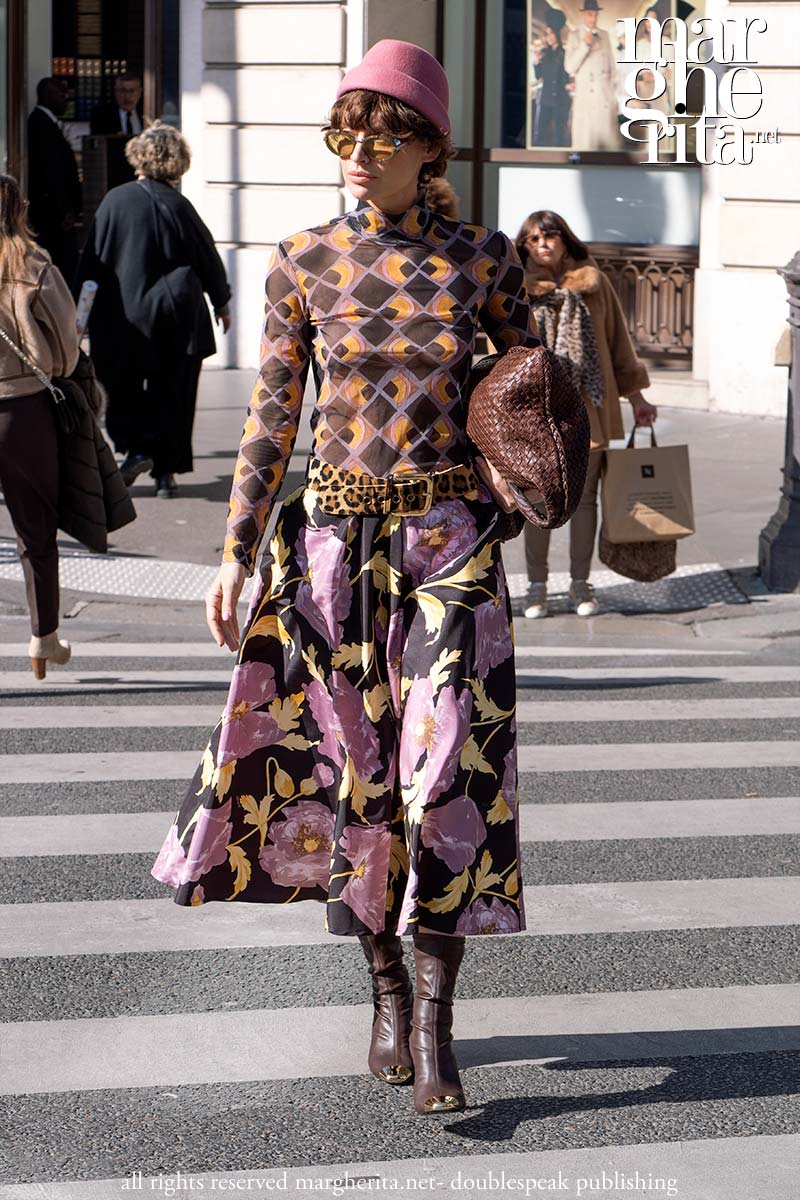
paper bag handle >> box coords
[627,424,658,449]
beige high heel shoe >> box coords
[29,631,71,679]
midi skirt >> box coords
[151,481,525,938]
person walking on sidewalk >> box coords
[75,122,231,499]
[515,209,656,617]
[0,174,79,676]
[151,40,540,1115]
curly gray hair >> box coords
[124,120,191,183]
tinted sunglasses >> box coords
[323,129,413,162]
[526,230,562,245]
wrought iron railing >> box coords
[588,243,698,370]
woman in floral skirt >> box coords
[151,39,540,1115]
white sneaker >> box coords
[524,584,549,619]
[570,580,600,618]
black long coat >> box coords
[75,179,231,371]
[27,107,83,276]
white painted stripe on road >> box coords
[0,642,232,659]
[517,740,800,772]
[516,697,800,722]
[2,877,798,957]
[2,664,799,693]
[0,705,223,729]
[514,646,749,658]
[522,877,800,934]
[0,640,749,659]
[514,665,800,681]
[3,983,798,1095]
[0,670,231,691]
[0,751,201,783]
[4,1136,797,1200]
[4,695,796,732]
[521,796,800,841]
[4,738,799,784]
[4,796,800,858]
[0,811,179,856]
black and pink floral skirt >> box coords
[151,482,525,937]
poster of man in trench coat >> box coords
[525,0,674,152]
[564,0,621,149]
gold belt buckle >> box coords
[394,471,435,516]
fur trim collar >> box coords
[525,256,602,297]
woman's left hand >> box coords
[629,394,658,426]
[475,455,518,513]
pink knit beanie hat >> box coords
[336,40,451,135]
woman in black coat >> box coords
[75,121,231,497]
[532,26,571,147]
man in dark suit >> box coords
[90,73,145,189]
[27,78,83,279]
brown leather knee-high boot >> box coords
[409,932,466,1113]
[358,930,414,1084]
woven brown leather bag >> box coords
[466,345,590,535]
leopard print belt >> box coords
[306,458,481,517]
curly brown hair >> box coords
[125,120,191,183]
[325,90,454,186]
[424,176,459,219]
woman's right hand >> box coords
[475,455,518,513]
[206,563,247,652]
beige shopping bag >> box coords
[601,426,695,544]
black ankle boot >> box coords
[409,932,466,1113]
[358,929,414,1085]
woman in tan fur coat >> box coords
[515,209,656,617]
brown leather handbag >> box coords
[466,345,590,538]
[598,527,677,582]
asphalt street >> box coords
[0,369,799,1198]
[0,609,798,1198]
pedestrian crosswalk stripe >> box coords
[0,750,201,783]
[2,983,797,1095]
[5,739,798,785]
[2,1135,797,1200]
[0,670,231,691]
[0,705,224,729]
[2,876,797,957]
[0,641,751,658]
[3,796,799,858]
[0,642,233,659]
[1,628,797,1192]
[524,796,800,840]
[2,664,798,693]
[515,665,800,681]
[516,697,800,722]
[4,695,798,730]
[518,740,800,772]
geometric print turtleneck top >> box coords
[223,200,540,573]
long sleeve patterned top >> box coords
[223,200,540,573]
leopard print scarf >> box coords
[531,287,605,409]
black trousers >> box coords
[0,390,60,636]
[533,102,569,147]
[94,352,204,477]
